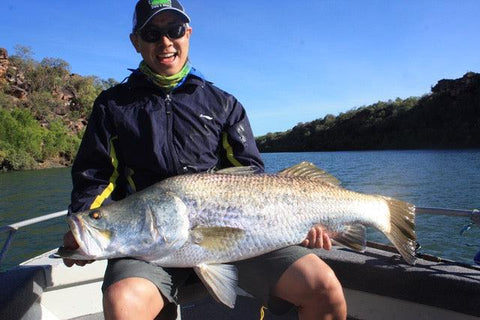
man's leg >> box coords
[272,253,347,320]
[102,258,193,320]
[103,277,164,320]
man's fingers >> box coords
[323,232,332,250]
[63,258,94,267]
[307,227,317,248]
[63,259,74,267]
[301,225,332,250]
[76,260,88,267]
[62,231,93,267]
[313,226,323,248]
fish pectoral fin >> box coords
[190,226,246,251]
[332,224,367,252]
[277,162,341,186]
[194,263,238,308]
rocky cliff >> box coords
[0,47,115,170]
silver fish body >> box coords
[61,162,416,307]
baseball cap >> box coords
[133,0,191,32]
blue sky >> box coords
[1,0,479,136]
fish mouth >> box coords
[66,214,111,259]
[67,214,84,243]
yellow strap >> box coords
[90,137,119,209]
[260,305,267,320]
[222,132,243,167]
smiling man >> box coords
[63,1,346,319]
[130,2,191,77]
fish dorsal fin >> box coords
[194,263,238,308]
[214,166,257,175]
[190,226,246,251]
[332,224,367,252]
[278,162,341,186]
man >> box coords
[63,1,346,319]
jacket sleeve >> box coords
[69,93,118,214]
[221,98,265,173]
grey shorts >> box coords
[102,245,313,315]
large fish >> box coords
[59,162,416,308]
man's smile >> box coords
[158,52,177,63]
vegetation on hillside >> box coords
[256,72,480,152]
[0,46,117,171]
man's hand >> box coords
[62,231,94,267]
[301,225,332,250]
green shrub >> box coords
[0,45,118,170]
[43,120,81,160]
[0,140,36,171]
[27,91,59,120]
[0,108,44,160]
[67,75,103,118]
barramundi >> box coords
[59,162,416,308]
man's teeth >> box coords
[159,53,175,58]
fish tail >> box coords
[384,198,417,264]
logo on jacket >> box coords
[199,114,214,121]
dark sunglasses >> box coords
[139,24,187,43]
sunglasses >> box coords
[139,24,187,43]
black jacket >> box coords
[70,69,264,213]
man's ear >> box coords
[185,26,192,40]
[130,33,141,53]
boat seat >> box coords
[0,265,52,319]
[318,244,480,318]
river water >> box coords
[1,150,479,271]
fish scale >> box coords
[154,173,395,266]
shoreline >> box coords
[3,147,480,173]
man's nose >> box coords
[159,35,173,46]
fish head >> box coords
[66,207,118,259]
[66,189,190,260]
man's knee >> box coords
[300,256,346,318]
[273,254,347,318]
[298,256,344,302]
[103,277,164,319]
[311,268,345,312]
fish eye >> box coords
[89,211,102,220]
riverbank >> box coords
[1,47,479,171]
[0,46,115,172]
[256,72,480,152]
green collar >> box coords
[139,61,191,91]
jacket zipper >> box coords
[165,94,183,174]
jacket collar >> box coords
[126,67,206,91]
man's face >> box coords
[130,12,192,76]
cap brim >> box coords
[137,8,190,31]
